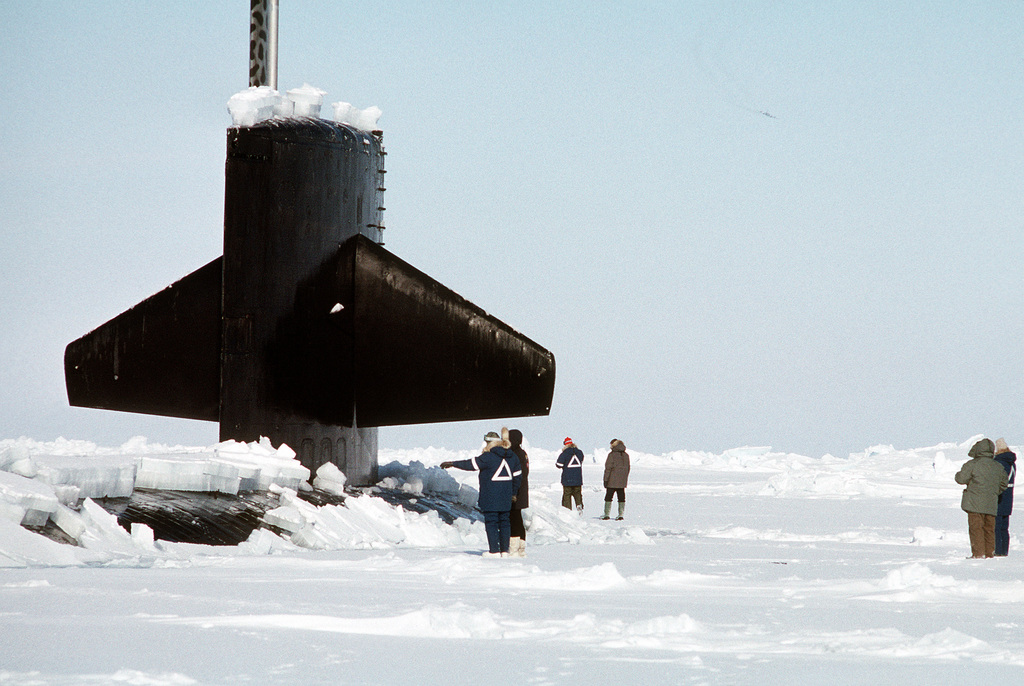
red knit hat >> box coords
[563,437,573,446]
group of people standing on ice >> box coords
[441,430,631,557]
[440,430,1020,560]
[556,437,630,521]
[440,428,528,558]
[956,437,1016,558]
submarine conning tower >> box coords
[221,118,386,485]
[64,116,556,486]
[64,1,555,487]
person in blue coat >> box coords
[994,438,1017,557]
[441,428,522,557]
[556,437,585,512]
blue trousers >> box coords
[995,515,1011,556]
[483,510,511,554]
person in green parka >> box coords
[955,438,1009,559]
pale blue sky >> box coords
[2,2,1023,457]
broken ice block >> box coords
[50,504,87,541]
[288,84,325,118]
[34,454,137,499]
[0,471,59,527]
[227,86,280,126]
[313,462,347,495]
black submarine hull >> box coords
[65,119,555,487]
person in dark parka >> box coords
[555,437,585,512]
[955,438,1009,559]
[441,428,522,557]
[507,428,530,557]
[994,438,1017,557]
[602,439,631,521]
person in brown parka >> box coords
[955,438,1009,558]
[601,439,631,521]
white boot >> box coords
[510,537,522,557]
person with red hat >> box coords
[555,437,585,512]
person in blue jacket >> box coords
[994,438,1017,557]
[441,428,522,557]
[556,436,585,512]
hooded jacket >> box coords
[555,444,585,487]
[604,440,630,489]
[995,448,1016,517]
[508,428,529,510]
[955,438,1009,516]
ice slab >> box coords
[135,455,241,495]
[288,83,325,118]
[0,470,59,526]
[33,454,137,499]
[313,462,347,495]
[331,101,382,131]
[227,85,280,126]
[50,504,87,541]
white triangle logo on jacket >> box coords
[492,458,514,481]
[567,454,582,468]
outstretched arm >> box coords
[441,458,476,471]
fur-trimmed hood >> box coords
[485,427,512,451]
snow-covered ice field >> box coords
[1,435,1022,684]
